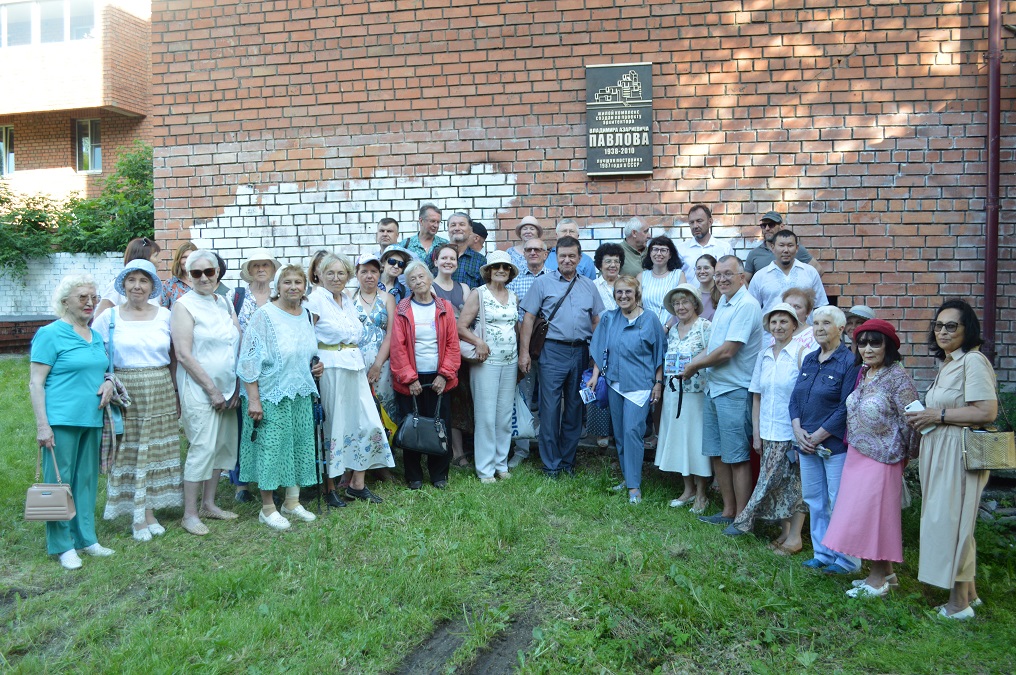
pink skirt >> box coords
[822,445,904,563]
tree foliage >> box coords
[0,182,62,274]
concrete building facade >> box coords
[150,0,1016,385]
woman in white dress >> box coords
[655,284,712,514]
[305,253,395,507]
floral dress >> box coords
[353,290,396,420]
[655,317,713,477]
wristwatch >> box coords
[941,408,946,423]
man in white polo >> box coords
[748,229,828,315]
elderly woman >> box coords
[171,249,242,536]
[693,254,719,321]
[655,284,712,514]
[587,275,666,504]
[780,287,818,353]
[391,261,461,489]
[93,260,182,542]
[307,253,394,506]
[164,241,198,308]
[790,306,861,574]
[379,246,412,302]
[906,300,999,619]
[96,237,163,316]
[722,303,808,553]
[508,216,543,270]
[352,253,398,422]
[432,242,473,468]
[237,265,323,530]
[824,319,919,598]
[30,275,116,569]
[589,243,625,447]
[458,251,519,484]
[639,236,686,324]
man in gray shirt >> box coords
[743,211,820,284]
[519,236,604,477]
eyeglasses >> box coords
[856,338,884,348]
[650,247,671,254]
[323,271,346,280]
[489,264,511,272]
[76,293,101,305]
[933,321,960,334]
[760,221,779,229]
[524,247,545,253]
[250,419,260,442]
[712,272,737,281]
[386,258,408,269]
[189,268,217,279]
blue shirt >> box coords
[451,248,487,289]
[788,343,859,455]
[590,309,666,392]
[543,249,597,279]
[520,270,604,342]
[30,320,109,428]
[705,285,763,397]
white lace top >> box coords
[305,286,365,371]
[236,303,318,404]
[93,307,172,368]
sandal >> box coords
[452,456,471,469]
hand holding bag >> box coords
[956,352,1016,471]
[394,392,449,456]
[459,287,486,364]
[25,446,76,521]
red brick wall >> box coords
[151,0,1016,385]
[103,6,151,116]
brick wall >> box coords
[0,252,123,315]
[151,0,1016,386]
[103,5,152,116]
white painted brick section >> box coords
[0,253,123,316]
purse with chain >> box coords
[25,446,76,521]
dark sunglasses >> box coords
[250,418,260,442]
[189,268,217,279]
[524,247,545,253]
[856,338,884,348]
[933,321,960,334]
[760,221,779,229]
[386,258,408,269]
[489,263,511,271]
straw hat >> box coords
[239,248,281,282]
[514,215,544,239]
[663,283,703,317]
[479,250,519,284]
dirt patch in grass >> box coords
[396,621,467,675]
[464,605,540,675]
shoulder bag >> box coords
[960,352,1016,471]
[393,392,449,456]
[459,287,486,364]
[25,446,76,521]
[529,275,578,360]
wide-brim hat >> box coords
[663,283,703,317]
[763,302,800,328]
[380,244,412,264]
[515,216,543,239]
[240,248,281,282]
[480,250,519,283]
[848,305,876,321]
[853,318,901,349]
[114,259,163,299]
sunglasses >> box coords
[489,263,511,272]
[189,268,217,279]
[386,258,408,269]
[76,293,101,305]
[856,338,885,348]
[760,221,779,229]
[933,321,960,334]
[524,247,545,253]
[250,418,260,442]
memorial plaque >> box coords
[586,62,653,176]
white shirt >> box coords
[93,307,172,368]
[748,259,828,315]
[749,340,804,441]
[305,286,365,371]
[411,299,439,373]
[677,236,733,280]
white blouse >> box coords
[304,286,365,371]
[749,340,805,442]
[93,307,172,368]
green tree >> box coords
[0,182,60,275]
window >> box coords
[0,127,13,176]
[3,3,33,47]
[75,119,100,173]
[69,0,93,39]
[40,0,65,43]
[1,0,94,47]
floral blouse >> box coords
[476,285,518,366]
[353,290,389,367]
[846,361,920,464]
[666,317,711,394]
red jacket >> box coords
[390,295,461,395]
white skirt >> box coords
[655,389,712,477]
[320,367,395,477]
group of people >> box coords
[29,205,1001,621]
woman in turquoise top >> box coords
[29,274,116,570]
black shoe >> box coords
[543,470,560,480]
[234,489,254,503]
[433,480,449,490]
[408,480,423,490]
[345,486,383,504]
[562,467,576,477]
[324,491,347,508]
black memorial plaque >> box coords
[586,62,653,176]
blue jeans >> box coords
[537,341,587,473]
[799,450,860,571]
[607,387,649,490]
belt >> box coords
[546,338,588,347]
[318,342,358,351]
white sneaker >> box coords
[259,510,291,531]
[507,453,527,469]
[132,527,153,542]
[81,543,115,557]
[59,549,82,570]
[280,504,317,522]
[479,477,497,484]
[495,471,512,480]
[147,522,166,536]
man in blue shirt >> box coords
[543,219,597,280]
[519,236,604,477]
[442,212,486,289]
[402,203,448,262]
[683,254,763,525]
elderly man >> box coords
[519,236,604,477]
[748,229,828,315]
[442,211,486,288]
[619,219,651,277]
[376,218,400,254]
[683,255,763,525]
[402,203,448,261]
[676,204,733,279]
[469,221,488,254]
[744,211,820,284]
[544,219,597,279]
[844,304,876,347]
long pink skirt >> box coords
[822,445,904,563]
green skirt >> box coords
[239,395,317,491]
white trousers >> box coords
[471,360,517,479]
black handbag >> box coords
[394,393,449,456]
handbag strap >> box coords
[107,307,116,374]
[478,287,487,343]
[35,446,63,484]
[545,275,578,325]
[960,351,1012,430]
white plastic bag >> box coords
[511,386,539,439]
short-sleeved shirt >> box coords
[748,259,828,315]
[744,242,814,275]
[543,249,597,280]
[30,320,109,428]
[451,248,486,289]
[520,270,604,342]
[705,285,764,397]
[677,237,734,280]
[402,233,448,261]
[618,240,646,278]
[749,341,805,442]
[507,266,546,321]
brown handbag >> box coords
[529,275,577,360]
[24,446,76,521]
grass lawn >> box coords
[1,354,1014,673]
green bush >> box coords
[0,182,61,274]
